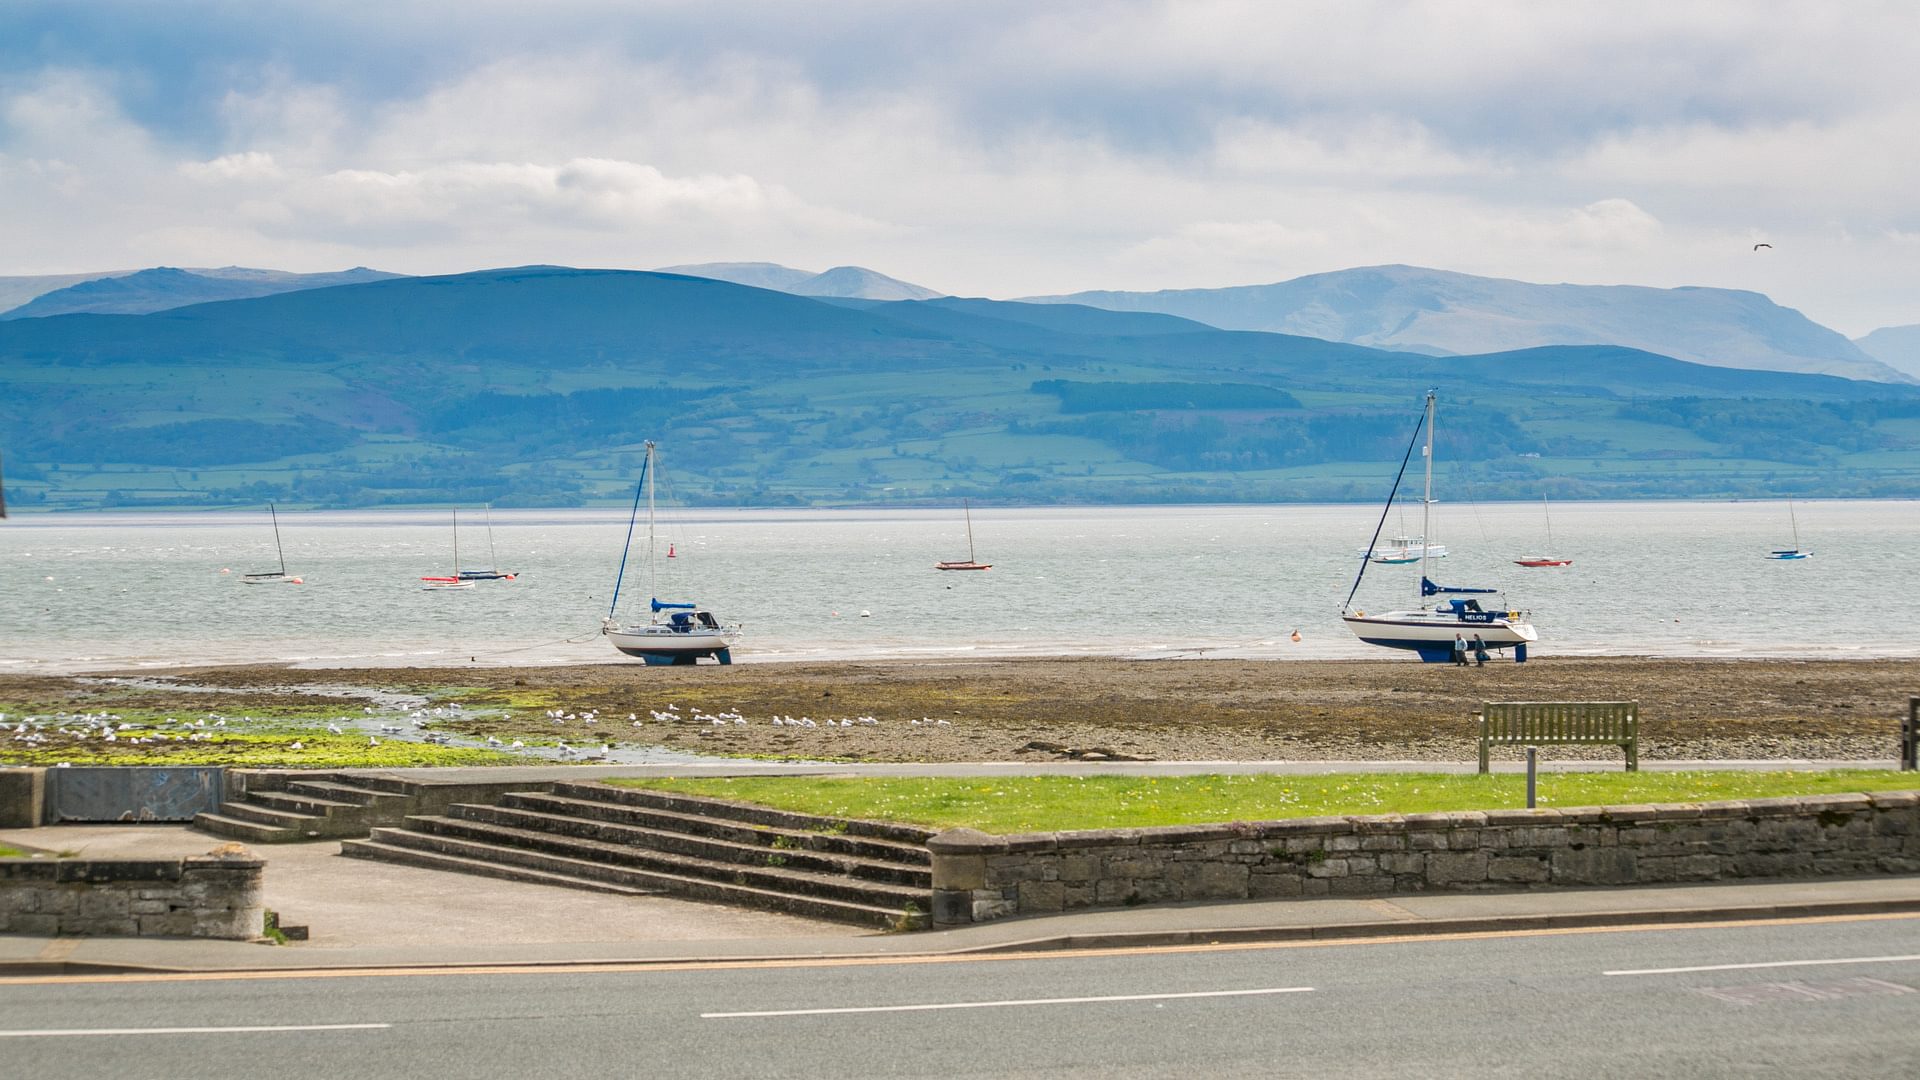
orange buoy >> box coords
[1290,630,1301,642]
[668,544,676,558]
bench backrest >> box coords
[1481,701,1638,744]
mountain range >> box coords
[655,261,943,300]
[3,265,1918,511]
[1856,324,1920,380]
[0,266,402,319]
[1023,264,1909,384]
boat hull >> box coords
[1342,611,1537,663]
[1513,557,1572,567]
[934,561,992,571]
[604,625,737,665]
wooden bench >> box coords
[1477,701,1639,773]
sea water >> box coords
[0,500,1915,673]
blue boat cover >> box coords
[651,598,697,611]
[1421,576,1497,596]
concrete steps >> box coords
[192,772,412,843]
[341,782,936,929]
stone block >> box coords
[931,852,987,892]
[972,893,1017,922]
[1017,880,1067,912]
[1343,855,1378,876]
[1507,827,1570,849]
[1249,872,1304,898]
[1360,835,1407,852]
[1325,835,1362,852]
[1175,861,1250,898]
[930,889,973,926]
[1057,855,1099,882]
[1379,853,1425,875]
[137,912,198,937]
[1329,875,1386,897]
[1409,832,1449,851]
[1306,858,1348,879]
[1550,847,1637,884]
[1487,856,1550,883]
[1426,851,1489,886]
[4,912,59,934]
[128,899,171,915]
[1484,808,1561,827]
[1062,885,1095,908]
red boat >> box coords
[1512,556,1573,567]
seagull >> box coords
[289,741,304,751]
[368,736,379,746]
[1753,242,1772,250]
[327,723,343,735]
[510,740,524,749]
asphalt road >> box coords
[5,916,1918,1079]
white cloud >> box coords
[6,4,1920,331]
[179,150,283,181]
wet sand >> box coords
[5,656,1915,764]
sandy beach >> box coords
[5,655,1916,765]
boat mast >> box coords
[451,508,460,577]
[964,499,977,562]
[1789,499,1800,551]
[645,441,657,606]
[1543,494,1553,549]
[1419,390,1435,602]
[269,502,286,575]
[484,503,499,571]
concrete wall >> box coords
[927,791,1920,926]
[0,847,265,939]
[0,767,45,827]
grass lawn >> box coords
[611,771,1920,834]
[1,733,527,768]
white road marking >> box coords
[703,986,1314,1018]
[0,1023,391,1039]
[1606,954,1920,977]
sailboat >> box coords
[935,499,992,570]
[1514,495,1573,567]
[421,509,477,590]
[242,503,303,585]
[1766,500,1812,560]
[1341,391,1537,662]
[601,442,739,664]
[457,504,517,580]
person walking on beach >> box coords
[1453,633,1469,666]
[1471,633,1489,666]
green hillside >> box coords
[3,267,1918,511]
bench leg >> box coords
[1624,740,1638,773]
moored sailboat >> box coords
[457,504,517,580]
[1341,391,1537,662]
[1514,495,1573,567]
[242,503,303,585]
[601,442,739,664]
[421,509,477,590]
[1766,500,1812,560]
[935,499,992,570]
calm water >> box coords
[0,501,1915,673]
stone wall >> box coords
[927,791,1920,925]
[0,847,265,939]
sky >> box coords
[2,1,1917,334]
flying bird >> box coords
[1753,242,1772,250]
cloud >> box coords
[5,3,1920,331]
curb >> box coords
[947,896,1920,954]
[6,895,1918,977]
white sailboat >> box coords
[1342,391,1537,662]
[601,442,739,664]
[1766,500,1812,560]
[421,509,477,590]
[935,499,992,570]
[242,503,303,585]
